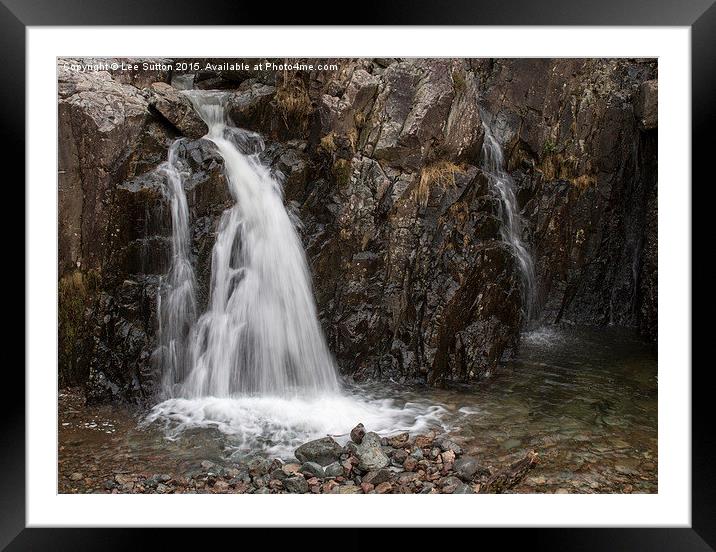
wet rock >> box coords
[294,437,343,466]
[355,432,390,471]
[248,457,272,477]
[635,80,658,130]
[453,456,488,481]
[414,433,436,449]
[324,462,344,478]
[283,476,309,494]
[436,437,462,455]
[299,462,326,479]
[149,82,208,138]
[387,432,410,448]
[350,423,366,444]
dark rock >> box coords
[324,462,344,478]
[299,462,326,479]
[149,82,208,138]
[391,449,408,466]
[436,437,462,455]
[635,80,658,130]
[294,436,343,466]
[247,457,272,477]
[453,456,489,481]
[283,476,309,494]
[362,469,393,486]
[350,423,366,444]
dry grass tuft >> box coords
[416,161,464,207]
[320,132,337,153]
[275,71,312,126]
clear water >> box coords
[59,326,657,493]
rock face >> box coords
[57,57,657,402]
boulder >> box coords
[294,436,343,466]
[355,432,390,471]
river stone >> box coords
[294,436,343,466]
[350,423,366,444]
[362,468,392,486]
[355,432,390,471]
[453,456,485,481]
[299,462,325,479]
[336,485,361,494]
[248,457,272,476]
[283,476,309,493]
[387,432,410,448]
[391,449,408,465]
[375,482,392,494]
[436,437,462,455]
[324,462,344,478]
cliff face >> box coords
[57,58,657,403]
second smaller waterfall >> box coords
[481,120,537,320]
[156,140,197,396]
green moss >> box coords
[451,69,466,94]
[332,158,352,188]
[543,140,558,156]
[58,269,100,386]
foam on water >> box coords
[521,326,566,348]
[144,392,448,460]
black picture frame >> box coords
[6,0,711,548]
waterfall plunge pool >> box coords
[58,326,657,494]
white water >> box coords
[178,91,339,398]
[156,140,197,394]
[148,90,448,456]
[481,120,537,320]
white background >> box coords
[27,27,690,527]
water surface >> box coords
[58,326,657,493]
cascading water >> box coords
[146,90,446,457]
[156,140,197,396]
[179,91,339,398]
[480,118,537,321]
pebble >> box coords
[375,482,392,494]
[213,480,230,492]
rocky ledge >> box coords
[73,423,538,495]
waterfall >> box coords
[147,89,444,459]
[480,119,537,320]
[160,91,339,398]
[156,140,197,396]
